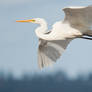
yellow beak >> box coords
[16,19,35,22]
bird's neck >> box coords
[35,22,48,38]
[35,20,62,40]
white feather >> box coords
[63,5,92,34]
[35,5,92,69]
[38,39,72,69]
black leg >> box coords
[79,37,92,40]
[84,34,92,37]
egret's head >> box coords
[16,18,46,24]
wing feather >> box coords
[38,39,72,69]
[63,5,92,30]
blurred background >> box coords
[0,0,92,92]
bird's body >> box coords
[16,5,92,69]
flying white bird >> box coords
[16,5,92,69]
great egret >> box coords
[16,5,92,69]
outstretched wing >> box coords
[38,39,72,69]
[63,5,92,31]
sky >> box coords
[0,0,92,78]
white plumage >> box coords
[38,39,72,69]
[16,5,92,69]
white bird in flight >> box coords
[16,5,92,69]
